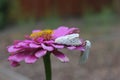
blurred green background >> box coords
[0,0,120,30]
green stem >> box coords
[43,53,52,80]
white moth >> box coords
[55,33,82,46]
[80,40,91,64]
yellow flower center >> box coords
[30,29,53,40]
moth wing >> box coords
[55,34,81,46]
[80,40,91,64]
[55,36,68,44]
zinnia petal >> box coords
[41,43,54,51]
[68,27,79,34]
[75,46,85,51]
[29,43,41,48]
[52,26,69,38]
[8,46,20,53]
[35,50,47,58]
[18,42,27,46]
[44,40,54,44]
[8,53,26,62]
[32,30,41,33]
[52,26,80,39]
[10,61,20,67]
[51,44,64,48]
[52,50,69,62]
[25,55,38,63]
[67,46,76,50]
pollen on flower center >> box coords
[30,29,53,40]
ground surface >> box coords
[0,20,120,80]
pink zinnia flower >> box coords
[7,26,90,67]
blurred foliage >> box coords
[0,0,8,10]
[8,0,36,27]
[9,0,22,24]
[83,8,118,29]
[42,14,62,29]
[0,0,9,29]
[42,8,118,30]
[0,0,119,31]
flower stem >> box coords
[43,53,52,80]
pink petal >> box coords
[10,61,20,67]
[36,37,44,43]
[68,28,79,34]
[24,35,31,39]
[29,43,40,48]
[35,50,47,58]
[18,42,26,46]
[52,26,69,39]
[75,46,85,51]
[51,44,64,48]
[8,46,20,53]
[16,40,34,48]
[8,54,26,62]
[32,30,41,33]
[52,50,69,62]
[67,46,76,50]
[52,26,80,39]
[41,43,54,51]
[24,40,33,43]
[25,55,37,63]
[17,42,27,47]
[44,40,54,44]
